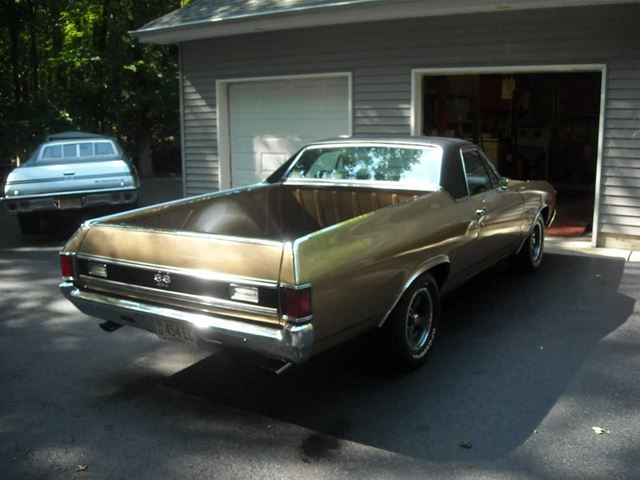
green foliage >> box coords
[0,0,183,175]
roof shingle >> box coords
[137,0,380,32]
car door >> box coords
[461,148,523,265]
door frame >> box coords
[215,72,353,190]
[410,64,607,247]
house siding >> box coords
[179,4,640,241]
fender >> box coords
[377,255,450,328]
[515,206,547,254]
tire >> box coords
[17,213,42,235]
[383,273,440,372]
[514,216,545,272]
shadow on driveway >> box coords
[164,253,634,462]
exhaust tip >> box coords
[99,321,123,333]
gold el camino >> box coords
[59,137,556,371]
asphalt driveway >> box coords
[1,180,639,479]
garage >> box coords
[135,1,640,248]
[221,74,352,188]
[413,67,604,238]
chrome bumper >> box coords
[2,188,139,213]
[59,282,313,363]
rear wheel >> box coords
[383,273,440,372]
[514,216,545,272]
[17,213,42,235]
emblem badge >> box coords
[154,271,171,288]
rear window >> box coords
[38,140,118,162]
[286,145,442,189]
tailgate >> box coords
[73,224,286,326]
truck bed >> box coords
[103,183,425,241]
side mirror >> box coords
[498,178,509,190]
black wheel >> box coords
[17,213,42,235]
[514,216,545,272]
[383,273,440,372]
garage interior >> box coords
[421,71,602,237]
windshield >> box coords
[286,144,442,189]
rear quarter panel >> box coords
[293,190,479,351]
[508,179,557,231]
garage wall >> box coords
[601,62,640,239]
[180,4,640,240]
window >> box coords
[42,145,62,159]
[95,142,115,156]
[480,153,500,187]
[79,143,94,157]
[462,150,492,195]
[287,145,442,188]
[63,144,78,158]
[38,140,117,162]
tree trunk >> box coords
[137,130,154,178]
[28,0,38,96]
[8,0,20,102]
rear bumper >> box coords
[60,282,314,363]
[1,187,139,213]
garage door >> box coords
[228,76,350,187]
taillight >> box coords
[281,285,312,319]
[60,254,75,279]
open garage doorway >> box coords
[412,67,605,239]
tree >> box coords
[0,0,183,177]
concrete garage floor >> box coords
[1,179,640,479]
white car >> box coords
[2,131,139,234]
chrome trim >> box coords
[5,172,133,186]
[88,222,285,248]
[547,207,557,228]
[279,282,312,290]
[284,179,438,192]
[459,147,473,198]
[2,186,138,201]
[378,257,450,328]
[282,314,314,325]
[60,282,313,363]
[76,253,278,288]
[78,275,279,317]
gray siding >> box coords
[180,4,640,238]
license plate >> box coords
[56,197,83,209]
[156,319,197,347]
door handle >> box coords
[475,208,487,217]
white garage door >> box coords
[228,76,350,187]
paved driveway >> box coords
[1,181,639,479]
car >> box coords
[58,137,556,371]
[2,131,140,235]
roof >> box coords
[137,0,379,32]
[309,136,473,150]
[131,0,639,44]
[46,131,110,141]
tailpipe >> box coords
[99,321,123,333]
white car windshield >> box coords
[286,144,442,189]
